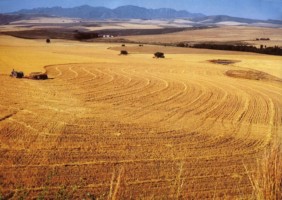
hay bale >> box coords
[154,52,165,58]
[120,50,128,55]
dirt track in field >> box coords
[0,36,281,199]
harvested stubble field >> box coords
[121,26,282,47]
[0,35,281,199]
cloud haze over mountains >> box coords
[0,0,281,20]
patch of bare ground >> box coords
[225,69,282,82]
[209,59,241,65]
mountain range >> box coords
[1,5,280,27]
[12,5,205,19]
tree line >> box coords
[176,43,282,56]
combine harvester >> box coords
[10,69,48,80]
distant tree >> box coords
[176,42,186,47]
[120,50,128,55]
[122,44,126,47]
[192,43,282,56]
[74,32,99,40]
[46,38,51,43]
[154,52,165,58]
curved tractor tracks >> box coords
[0,60,281,199]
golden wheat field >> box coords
[0,35,281,199]
[122,26,282,47]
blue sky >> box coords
[0,0,281,20]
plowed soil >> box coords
[0,36,281,199]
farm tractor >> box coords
[10,69,48,80]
